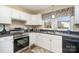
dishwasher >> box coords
[63,36,79,53]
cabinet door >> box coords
[75,6,79,24]
[36,34,50,50]
[51,35,62,53]
[29,33,37,46]
[19,12,29,21]
[0,6,11,24]
[0,36,13,53]
[26,14,32,25]
[31,14,42,25]
[26,14,42,25]
[11,9,20,20]
[31,15,36,25]
[41,38,50,50]
[41,34,50,50]
[36,14,42,25]
[36,33,42,47]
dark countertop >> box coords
[0,30,79,39]
[0,31,13,38]
[0,34,13,38]
[26,31,79,39]
[55,33,79,38]
[41,32,79,38]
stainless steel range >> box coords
[10,28,29,52]
[14,34,29,52]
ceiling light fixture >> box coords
[52,15,55,19]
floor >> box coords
[20,45,51,53]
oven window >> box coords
[17,38,28,45]
[14,37,29,52]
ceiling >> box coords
[7,5,74,14]
[19,5,53,13]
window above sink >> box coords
[57,16,71,30]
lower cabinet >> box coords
[0,36,13,53]
[36,33,51,50]
[50,35,62,53]
[29,33,62,53]
[29,33,37,46]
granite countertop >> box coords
[26,31,79,38]
[42,32,79,38]
[0,34,13,38]
[55,33,79,38]
[0,31,79,39]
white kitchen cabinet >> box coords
[29,33,50,50]
[31,15,36,25]
[75,5,79,24]
[10,7,30,21]
[29,33,37,46]
[11,9,21,20]
[26,14,42,25]
[0,6,11,24]
[37,34,62,53]
[36,33,51,50]
[0,36,13,53]
[33,14,42,25]
[29,15,39,25]
[50,35,62,53]
[29,33,62,53]
[25,14,32,25]
[19,12,30,21]
[36,14,42,25]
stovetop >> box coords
[13,33,29,39]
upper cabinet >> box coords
[11,8,30,21]
[0,6,11,24]
[36,14,42,25]
[26,14,42,25]
[0,6,42,25]
[75,5,79,24]
[20,12,30,21]
[11,9,21,20]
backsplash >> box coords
[10,20,27,29]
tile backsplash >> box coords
[10,20,27,29]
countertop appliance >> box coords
[63,36,79,53]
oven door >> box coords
[63,37,79,53]
[14,36,29,52]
